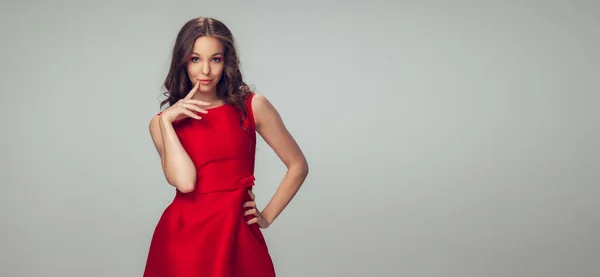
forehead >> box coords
[191,36,224,54]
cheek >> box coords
[185,65,194,79]
[213,64,225,76]
[186,63,199,74]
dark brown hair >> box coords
[160,17,251,124]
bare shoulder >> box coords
[249,93,307,169]
[149,114,161,135]
[148,114,164,156]
[250,93,281,129]
[250,93,272,113]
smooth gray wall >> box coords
[1,1,598,276]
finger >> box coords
[184,99,212,106]
[243,201,256,208]
[184,80,200,100]
[247,218,258,225]
[181,109,202,120]
[248,190,255,200]
[180,103,208,114]
[244,208,257,216]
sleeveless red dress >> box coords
[143,93,276,277]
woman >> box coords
[143,17,309,277]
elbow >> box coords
[165,171,196,193]
[170,178,195,193]
[301,161,309,178]
[173,175,196,193]
[176,183,195,193]
[292,160,309,181]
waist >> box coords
[179,159,255,195]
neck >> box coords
[192,90,218,101]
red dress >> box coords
[143,93,276,277]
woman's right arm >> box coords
[149,115,197,193]
[148,81,209,192]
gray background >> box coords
[1,1,599,276]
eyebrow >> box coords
[191,52,224,56]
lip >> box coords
[198,79,212,84]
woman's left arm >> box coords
[250,93,309,227]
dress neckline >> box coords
[206,103,229,111]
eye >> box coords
[191,57,200,62]
[212,57,223,63]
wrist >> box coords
[262,209,275,226]
[159,114,173,124]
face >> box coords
[186,36,225,94]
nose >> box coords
[201,61,211,75]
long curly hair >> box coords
[160,17,251,125]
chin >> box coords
[198,86,216,93]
